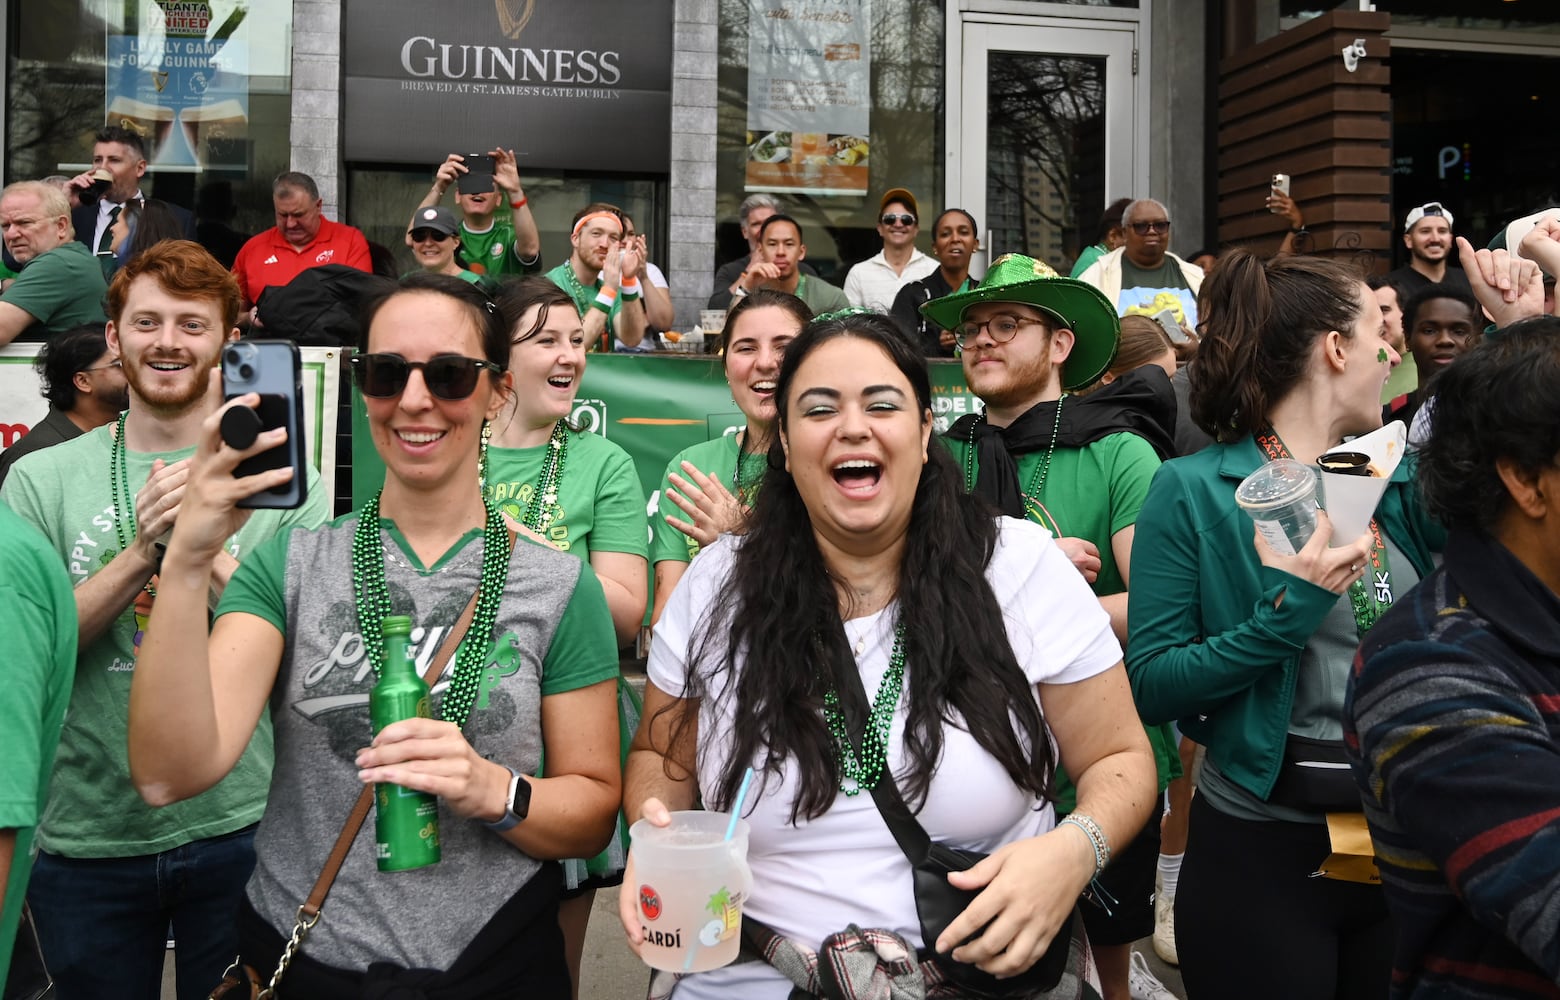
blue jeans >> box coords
[27,824,258,1000]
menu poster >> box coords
[745,0,871,197]
[105,1,249,168]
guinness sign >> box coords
[343,0,672,172]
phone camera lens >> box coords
[224,347,241,366]
[238,363,255,380]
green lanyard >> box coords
[1254,429,1394,637]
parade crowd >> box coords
[2,124,1559,1000]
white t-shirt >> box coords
[645,517,1120,999]
[843,249,938,312]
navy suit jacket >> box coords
[71,199,196,251]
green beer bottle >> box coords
[370,615,441,871]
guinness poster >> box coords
[342,0,673,172]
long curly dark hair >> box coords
[668,313,1055,822]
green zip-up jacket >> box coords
[1125,436,1441,802]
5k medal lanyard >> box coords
[1254,429,1393,636]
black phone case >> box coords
[223,340,307,509]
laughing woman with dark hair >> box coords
[620,312,1154,998]
[1127,249,1442,1000]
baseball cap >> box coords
[1403,202,1453,232]
[409,206,460,238]
[879,188,919,220]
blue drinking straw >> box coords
[683,766,755,973]
[725,767,754,841]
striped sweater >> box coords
[1345,530,1560,999]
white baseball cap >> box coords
[1403,202,1453,232]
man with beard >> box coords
[0,181,109,346]
[1387,201,1472,296]
[0,241,327,1000]
[546,203,649,352]
[1077,198,1204,336]
[931,253,1182,1000]
[0,325,128,489]
[726,214,850,315]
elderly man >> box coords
[0,182,110,347]
[843,187,937,311]
[231,171,371,315]
[1076,198,1204,334]
[1346,316,1560,1000]
[1387,201,1473,296]
[66,126,195,262]
[709,193,817,310]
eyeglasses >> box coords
[1129,220,1171,235]
[881,213,917,227]
[409,228,453,243]
[952,313,1047,348]
[81,359,122,372]
[350,353,502,400]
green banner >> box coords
[352,354,976,509]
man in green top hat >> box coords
[930,252,1183,1000]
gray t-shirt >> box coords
[219,514,619,970]
[1201,532,1420,823]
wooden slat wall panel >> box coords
[1217,10,1392,266]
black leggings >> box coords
[1175,794,1393,1000]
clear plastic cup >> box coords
[629,811,752,973]
[1236,459,1318,556]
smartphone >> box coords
[1151,308,1191,345]
[221,339,308,509]
[1270,173,1291,212]
[456,153,497,196]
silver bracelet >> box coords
[1059,813,1111,876]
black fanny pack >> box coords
[1267,734,1363,813]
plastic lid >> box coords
[379,615,412,637]
[1234,459,1316,510]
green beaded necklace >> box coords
[521,422,570,532]
[351,489,511,729]
[962,396,1066,515]
[109,411,156,596]
[731,428,768,507]
[822,619,907,796]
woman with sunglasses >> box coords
[480,276,648,996]
[648,289,812,623]
[406,205,483,285]
[127,272,621,997]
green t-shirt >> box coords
[483,427,648,562]
[460,219,542,278]
[649,433,769,565]
[546,261,624,351]
[0,423,329,857]
[792,274,851,316]
[1069,243,1108,279]
[945,428,1178,807]
[0,501,75,979]
[3,242,109,340]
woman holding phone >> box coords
[127,272,621,997]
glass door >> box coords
[956,22,1141,276]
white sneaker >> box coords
[1152,887,1178,965]
[1129,949,1178,1000]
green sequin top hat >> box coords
[919,252,1121,390]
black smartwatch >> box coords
[484,764,531,832]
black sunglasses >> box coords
[1129,220,1170,235]
[350,353,502,400]
[409,228,453,243]
[880,213,917,227]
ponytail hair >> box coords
[1189,249,1363,441]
